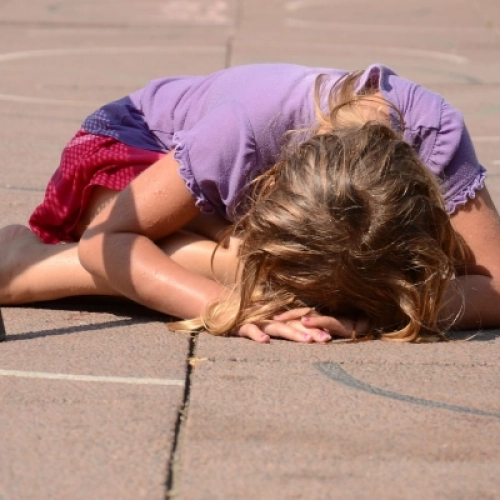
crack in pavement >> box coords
[165,332,197,499]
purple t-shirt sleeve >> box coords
[414,97,486,214]
[437,114,486,213]
[172,101,258,219]
[362,65,486,214]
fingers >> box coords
[273,307,315,321]
[238,312,371,343]
[263,320,330,343]
[301,315,370,339]
[237,323,270,343]
[237,320,331,343]
[301,315,353,338]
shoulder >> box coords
[358,64,454,133]
[359,65,465,169]
[358,65,486,215]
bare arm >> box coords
[183,212,231,242]
[445,185,500,329]
[78,151,227,319]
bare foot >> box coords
[0,224,120,305]
[0,224,45,304]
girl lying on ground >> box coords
[1,63,499,343]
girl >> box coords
[1,63,499,343]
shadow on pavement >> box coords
[2,296,170,341]
[316,362,500,419]
[3,318,152,342]
[448,330,500,342]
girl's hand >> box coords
[236,316,332,343]
[234,307,332,343]
[274,307,371,339]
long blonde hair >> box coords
[170,72,466,342]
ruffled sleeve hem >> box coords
[173,131,216,214]
[445,166,486,215]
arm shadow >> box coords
[2,295,174,342]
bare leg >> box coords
[0,188,239,306]
[0,224,115,304]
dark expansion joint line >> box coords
[0,309,6,342]
[165,332,198,499]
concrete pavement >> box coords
[0,1,499,498]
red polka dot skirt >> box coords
[29,129,165,243]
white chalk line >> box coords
[26,28,123,37]
[234,39,468,65]
[0,45,223,63]
[0,93,95,107]
[0,368,185,386]
[285,0,330,11]
[286,17,494,36]
[0,45,224,107]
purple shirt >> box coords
[82,63,485,218]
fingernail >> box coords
[302,333,311,340]
[319,332,331,341]
[302,316,310,322]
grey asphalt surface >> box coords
[0,1,499,499]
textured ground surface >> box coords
[0,1,499,499]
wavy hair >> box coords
[170,73,466,341]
